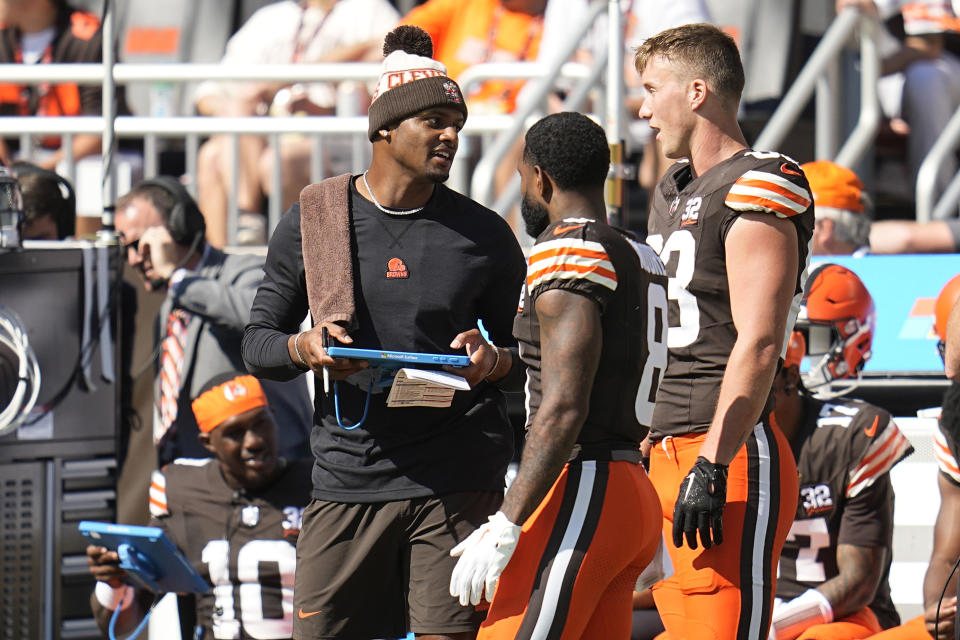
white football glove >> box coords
[769,588,834,640]
[449,511,521,606]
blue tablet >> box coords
[325,346,471,368]
[79,520,209,594]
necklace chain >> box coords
[361,172,428,216]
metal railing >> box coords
[0,112,515,235]
[0,60,593,242]
[916,105,960,222]
[471,0,609,210]
[487,45,609,222]
[0,62,381,83]
[754,4,960,222]
[754,7,881,168]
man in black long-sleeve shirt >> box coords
[241,26,525,640]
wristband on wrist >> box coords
[770,588,833,640]
[294,332,309,369]
[95,581,135,612]
[484,345,500,380]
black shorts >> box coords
[293,491,502,639]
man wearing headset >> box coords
[114,177,311,466]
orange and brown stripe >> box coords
[527,237,617,292]
[725,170,812,218]
[935,428,960,481]
[847,423,913,497]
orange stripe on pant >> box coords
[867,615,933,639]
[479,459,662,640]
[650,423,798,640]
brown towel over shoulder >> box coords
[299,173,357,330]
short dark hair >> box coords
[17,170,75,239]
[523,112,609,190]
[116,183,178,226]
[634,23,745,105]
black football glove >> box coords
[672,456,728,550]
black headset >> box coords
[10,161,77,238]
[53,172,75,229]
[137,175,206,246]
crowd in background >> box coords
[5,0,959,249]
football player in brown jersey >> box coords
[769,265,913,640]
[449,112,669,639]
[86,372,312,639]
[869,277,960,640]
[635,22,814,639]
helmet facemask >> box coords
[798,311,874,391]
[795,264,875,397]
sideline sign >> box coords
[813,254,960,375]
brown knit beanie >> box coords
[367,26,468,141]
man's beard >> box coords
[520,196,550,238]
[424,165,450,183]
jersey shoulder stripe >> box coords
[148,469,168,517]
[725,170,812,218]
[846,418,914,498]
[527,237,617,292]
[902,2,958,34]
[630,239,667,276]
[935,425,960,483]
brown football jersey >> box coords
[513,217,668,449]
[149,458,313,639]
[647,150,814,438]
[936,381,960,485]
[776,397,913,630]
[935,416,960,485]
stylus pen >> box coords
[321,326,330,395]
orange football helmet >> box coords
[935,274,960,362]
[796,264,875,388]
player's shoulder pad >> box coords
[844,403,914,498]
[935,421,960,485]
[724,150,812,219]
[902,2,954,35]
[70,11,101,41]
[149,469,168,517]
[527,218,617,292]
